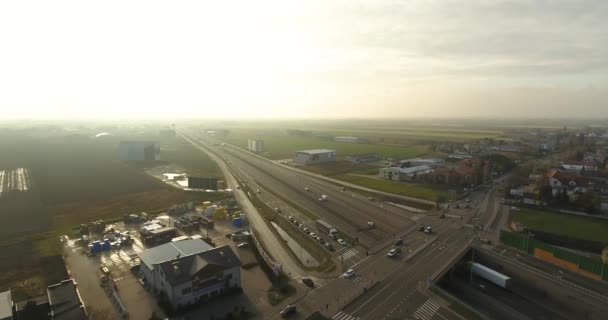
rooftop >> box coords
[158,245,241,286]
[47,279,87,320]
[138,239,214,268]
[295,149,336,155]
[0,290,12,320]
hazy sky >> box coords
[1,0,607,119]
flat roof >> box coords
[0,290,12,320]
[295,149,336,155]
[138,239,214,268]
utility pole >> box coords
[470,247,475,284]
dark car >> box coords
[418,226,426,232]
[325,243,335,251]
[302,277,315,288]
[280,305,297,318]
[394,239,404,246]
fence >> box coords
[499,230,608,282]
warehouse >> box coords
[294,149,336,165]
[380,165,434,182]
[137,239,241,309]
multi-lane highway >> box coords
[178,129,497,319]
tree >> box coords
[539,184,553,203]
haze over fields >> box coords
[1,0,607,120]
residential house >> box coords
[138,239,241,309]
[560,160,597,172]
[399,158,444,168]
[547,169,589,193]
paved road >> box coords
[179,132,308,278]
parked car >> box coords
[387,248,398,257]
[394,239,403,246]
[304,187,310,191]
[342,269,356,279]
[325,243,335,251]
[280,305,297,318]
[288,216,294,221]
[302,277,315,288]
[309,232,317,238]
[237,242,249,248]
[337,239,347,246]
[418,226,426,232]
[303,228,310,233]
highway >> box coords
[177,129,500,320]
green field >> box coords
[221,130,430,160]
[334,174,447,201]
[511,208,608,244]
[160,136,223,177]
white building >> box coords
[294,149,336,165]
[137,239,241,309]
[118,141,160,161]
[380,165,434,181]
[247,139,264,153]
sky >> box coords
[0,0,607,119]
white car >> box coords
[386,248,398,257]
[237,242,249,248]
[337,239,347,246]
[309,232,317,238]
[304,187,310,191]
[342,269,356,279]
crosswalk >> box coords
[464,224,481,230]
[332,311,361,320]
[412,298,441,320]
[339,248,359,261]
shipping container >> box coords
[471,262,511,289]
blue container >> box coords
[232,217,243,227]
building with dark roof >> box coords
[137,239,241,309]
[46,279,87,320]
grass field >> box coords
[160,136,223,177]
[334,174,448,201]
[221,130,430,160]
[511,208,608,244]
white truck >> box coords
[316,219,338,239]
[471,262,511,289]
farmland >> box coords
[511,208,608,244]
[0,127,227,299]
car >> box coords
[280,305,297,318]
[317,237,325,244]
[309,232,317,238]
[511,206,521,211]
[325,243,334,251]
[288,216,294,221]
[292,219,299,225]
[303,228,310,233]
[275,208,281,213]
[342,269,356,279]
[256,189,261,193]
[386,248,398,257]
[304,187,310,191]
[465,198,471,202]
[424,226,432,234]
[368,197,374,201]
[418,226,426,232]
[237,242,249,248]
[367,221,375,227]
[337,239,347,246]
[394,239,404,246]
[302,277,315,288]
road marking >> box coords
[333,311,361,320]
[340,248,359,261]
[412,298,441,320]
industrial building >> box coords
[380,165,434,182]
[137,239,241,309]
[118,141,160,161]
[247,139,264,153]
[333,136,365,144]
[47,279,88,320]
[399,158,444,168]
[294,149,336,165]
[345,153,381,163]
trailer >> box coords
[316,219,338,238]
[471,262,511,289]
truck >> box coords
[316,219,338,239]
[471,262,511,289]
